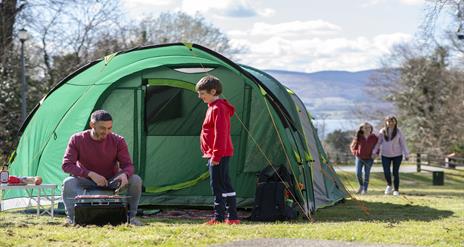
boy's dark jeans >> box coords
[208,156,238,221]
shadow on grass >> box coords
[0,219,34,228]
[314,199,454,223]
[0,202,454,226]
[402,191,464,197]
[138,199,454,224]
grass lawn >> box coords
[1,167,463,247]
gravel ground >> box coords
[212,238,417,247]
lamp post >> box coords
[458,2,464,40]
[18,28,28,123]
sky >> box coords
[121,0,428,73]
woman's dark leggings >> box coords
[381,155,403,191]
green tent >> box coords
[6,43,348,216]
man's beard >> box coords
[92,129,107,140]
[97,133,107,140]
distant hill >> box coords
[265,69,391,120]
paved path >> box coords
[334,165,443,173]
[212,238,417,247]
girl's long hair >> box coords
[382,115,398,141]
[353,122,374,144]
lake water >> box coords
[312,119,355,139]
[312,119,382,139]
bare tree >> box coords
[135,12,243,58]
[17,0,125,88]
[1,6,245,162]
[0,0,125,162]
[422,0,464,54]
[57,11,245,70]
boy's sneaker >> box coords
[204,219,223,225]
[393,191,400,196]
[356,187,363,194]
[129,217,144,226]
[360,190,367,195]
[225,219,240,225]
[384,185,393,195]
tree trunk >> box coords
[0,0,22,74]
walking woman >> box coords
[374,116,409,196]
[350,122,378,194]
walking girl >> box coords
[350,122,378,194]
[374,116,409,196]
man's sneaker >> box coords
[360,190,367,195]
[393,191,400,196]
[385,185,393,195]
[225,219,240,225]
[129,217,144,226]
[63,218,74,226]
[356,187,363,194]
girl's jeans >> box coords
[355,157,374,191]
[381,155,403,191]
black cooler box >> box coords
[74,195,128,226]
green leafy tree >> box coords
[374,45,464,155]
[0,0,26,163]
[324,129,354,163]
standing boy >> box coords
[196,75,240,224]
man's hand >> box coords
[88,171,108,187]
[211,159,220,166]
[113,173,129,190]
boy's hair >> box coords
[91,110,112,122]
[195,75,222,95]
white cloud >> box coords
[359,0,387,7]
[360,0,424,7]
[399,0,424,5]
[121,0,177,20]
[232,32,413,72]
[250,20,341,37]
[257,8,275,17]
[123,0,174,8]
[181,0,274,18]
[227,30,249,38]
[228,20,341,40]
[372,33,412,53]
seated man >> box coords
[61,110,143,226]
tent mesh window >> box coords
[145,85,206,136]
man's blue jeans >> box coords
[355,157,374,191]
[62,174,142,222]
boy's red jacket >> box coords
[200,99,235,163]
